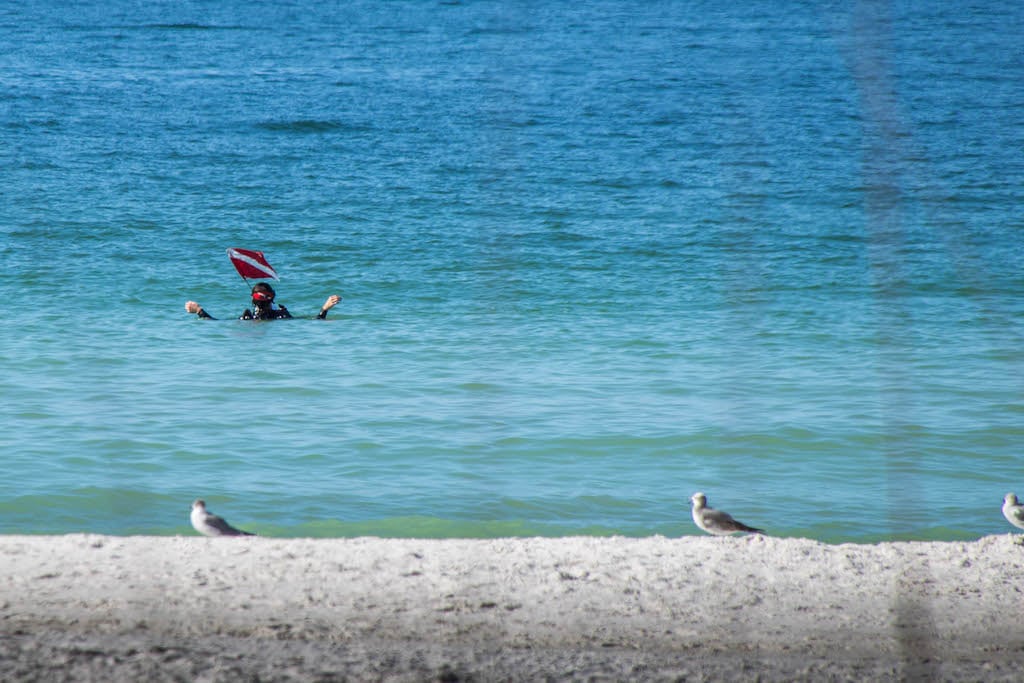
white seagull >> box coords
[190,499,255,537]
[690,492,765,536]
[1002,493,1024,531]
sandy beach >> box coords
[1,533,1022,681]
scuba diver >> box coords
[185,282,341,320]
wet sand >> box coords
[2,534,1022,681]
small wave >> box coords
[256,119,371,134]
[6,118,60,130]
[456,382,501,392]
[143,23,251,31]
[466,25,535,37]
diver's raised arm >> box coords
[185,300,215,319]
[317,294,341,319]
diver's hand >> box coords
[185,301,202,314]
[321,294,341,311]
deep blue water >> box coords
[2,0,1022,542]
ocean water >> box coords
[2,0,1022,542]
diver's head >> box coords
[251,282,276,306]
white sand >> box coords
[1,533,1023,681]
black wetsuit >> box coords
[196,304,329,320]
[242,304,294,320]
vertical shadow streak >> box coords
[846,1,940,680]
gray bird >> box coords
[1002,493,1024,531]
[190,499,255,537]
[690,492,765,536]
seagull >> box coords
[190,499,255,537]
[690,492,765,536]
[1002,493,1024,531]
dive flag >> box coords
[226,247,279,281]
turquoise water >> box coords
[2,1,1022,542]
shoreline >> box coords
[2,534,1023,680]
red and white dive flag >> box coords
[226,247,279,281]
